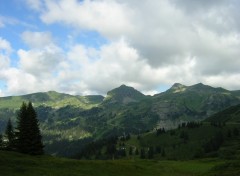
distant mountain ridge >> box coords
[0,83,240,156]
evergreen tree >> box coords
[140,148,145,159]
[15,102,44,155]
[135,148,139,155]
[5,118,15,151]
[161,148,166,157]
[129,146,133,155]
[0,134,3,150]
[148,146,154,159]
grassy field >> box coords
[1,151,240,176]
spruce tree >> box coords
[5,118,15,151]
[0,134,3,150]
[15,102,44,155]
[27,102,44,155]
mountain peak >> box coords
[104,85,145,105]
[169,83,187,93]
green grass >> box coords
[0,151,232,176]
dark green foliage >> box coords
[203,131,224,153]
[161,148,166,157]
[75,136,120,160]
[129,146,133,155]
[206,104,240,123]
[0,134,3,149]
[233,128,239,136]
[147,146,154,159]
[4,119,15,150]
[117,148,126,157]
[178,122,202,129]
[156,128,165,136]
[227,129,232,138]
[140,148,145,159]
[155,146,161,154]
[135,148,139,155]
[15,102,44,155]
[179,131,189,142]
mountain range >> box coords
[0,83,240,156]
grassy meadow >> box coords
[1,151,240,176]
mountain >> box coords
[0,83,240,156]
[0,91,104,109]
[152,83,240,128]
[103,84,146,105]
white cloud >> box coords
[2,0,240,96]
[18,31,64,77]
[0,37,12,54]
[0,68,58,95]
[25,0,43,11]
[21,31,54,48]
[41,0,133,39]
[0,38,12,68]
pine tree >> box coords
[148,146,154,159]
[15,102,44,155]
[27,102,44,155]
[140,148,145,159]
[15,102,28,153]
[5,118,15,151]
[0,134,3,150]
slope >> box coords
[103,84,146,105]
[205,104,240,123]
[152,83,240,126]
[1,83,240,157]
[0,151,234,176]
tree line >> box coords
[0,102,44,155]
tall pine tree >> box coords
[0,134,3,150]
[5,118,15,150]
[15,102,44,155]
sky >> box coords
[1,0,240,96]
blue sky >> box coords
[1,0,240,96]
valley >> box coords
[0,83,240,157]
[1,83,240,175]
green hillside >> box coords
[1,83,240,157]
[206,104,240,123]
[152,83,240,124]
[103,84,146,105]
[77,122,240,162]
[1,151,239,176]
[0,91,104,109]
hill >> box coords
[77,121,240,161]
[152,83,240,128]
[1,151,239,176]
[0,83,240,156]
[205,104,240,123]
[103,84,146,105]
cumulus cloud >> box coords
[21,31,54,48]
[39,0,240,69]
[0,38,12,68]
[25,0,43,11]
[57,39,198,95]
[2,0,240,96]
[0,33,64,96]
[41,0,133,39]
